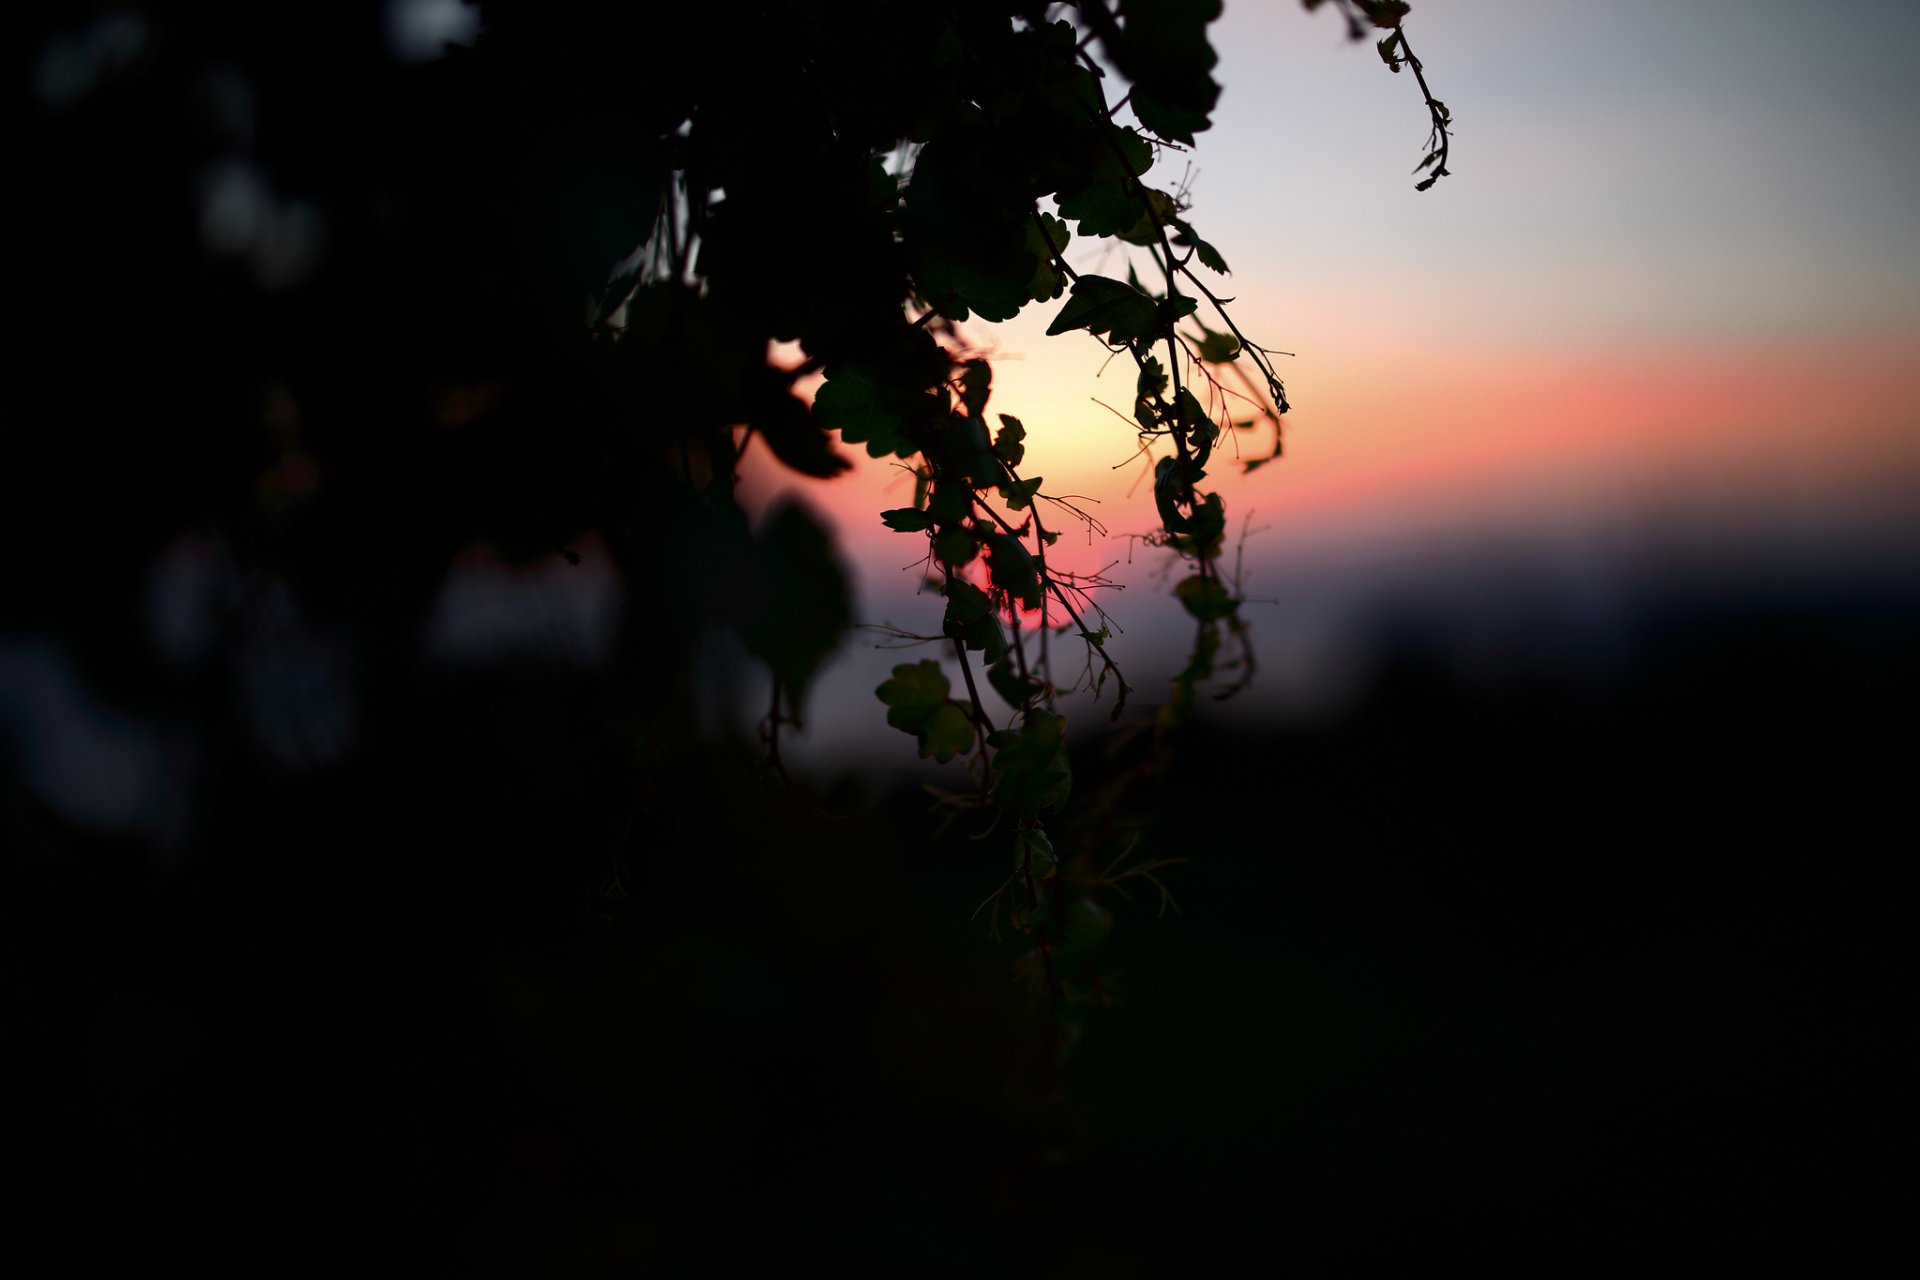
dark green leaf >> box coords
[881,508,932,533]
[813,368,906,458]
[994,414,1027,466]
[1023,215,1072,302]
[1045,275,1159,344]
[944,578,992,621]
[921,701,975,763]
[1116,187,1181,247]
[877,659,950,733]
[756,388,849,478]
[944,580,999,651]
[1138,356,1168,400]
[983,623,1008,664]
[1000,475,1044,511]
[1183,491,1226,553]
[1031,212,1071,255]
[933,527,978,567]
[1114,126,1154,177]
[932,413,1003,487]
[990,710,1072,816]
[1192,235,1230,274]
[927,483,971,526]
[1188,321,1240,363]
[1056,176,1148,239]
[1129,87,1215,147]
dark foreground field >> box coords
[7,566,1910,1274]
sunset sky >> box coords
[735,0,1920,759]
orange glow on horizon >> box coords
[731,329,1920,637]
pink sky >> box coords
[732,0,1920,758]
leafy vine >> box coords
[595,0,1447,1047]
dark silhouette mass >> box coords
[4,2,1905,1272]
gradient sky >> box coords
[735,0,1920,760]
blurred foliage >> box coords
[3,0,1471,1270]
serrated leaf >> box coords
[921,700,975,763]
[1187,321,1240,363]
[1032,212,1071,255]
[933,526,978,567]
[1000,475,1044,511]
[944,577,992,621]
[944,579,1000,651]
[1175,388,1208,430]
[1116,187,1181,247]
[1056,175,1148,239]
[813,367,906,458]
[1023,213,1073,302]
[1182,491,1226,554]
[1129,86,1213,147]
[927,483,970,526]
[959,360,991,418]
[880,508,931,533]
[1138,355,1168,400]
[1114,125,1154,177]
[877,659,951,733]
[1135,393,1160,434]
[990,710,1072,816]
[1193,236,1230,274]
[1045,275,1159,344]
[994,414,1027,466]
